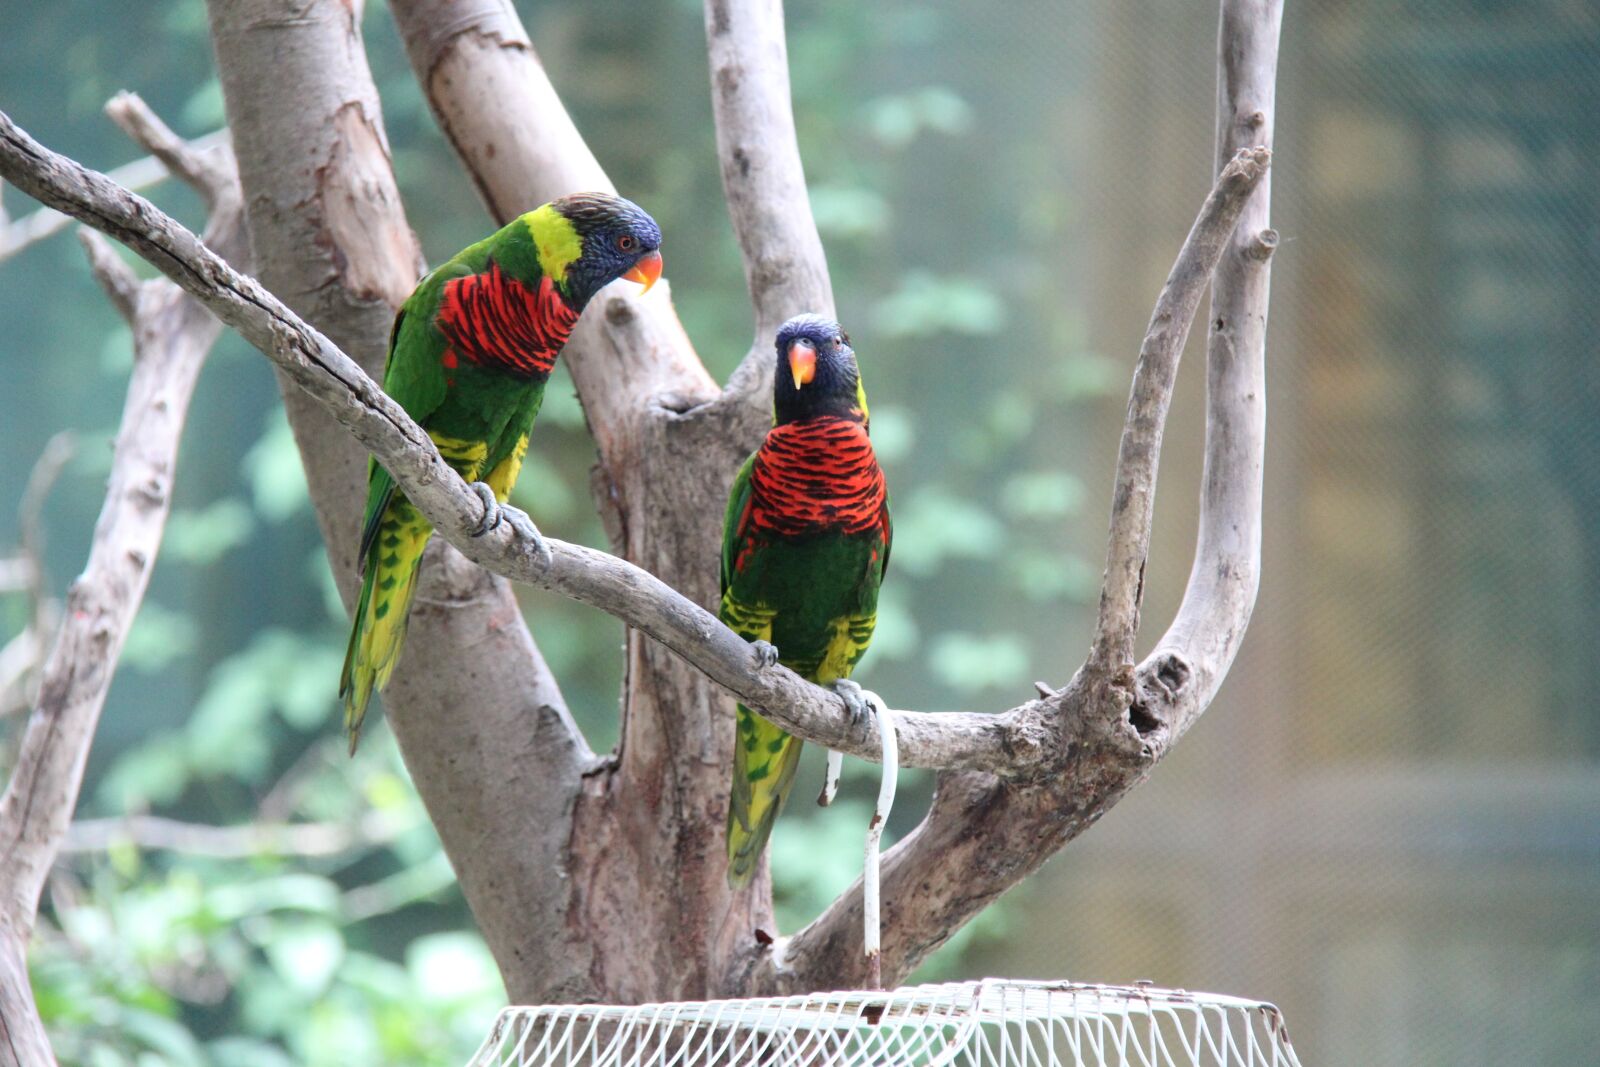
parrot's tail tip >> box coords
[726,841,760,890]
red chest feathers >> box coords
[436,261,578,379]
[749,417,886,537]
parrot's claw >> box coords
[833,678,871,727]
[469,482,553,572]
[750,640,780,670]
[469,482,503,536]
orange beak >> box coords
[787,338,817,389]
[622,249,663,293]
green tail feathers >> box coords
[726,704,806,888]
[339,500,431,754]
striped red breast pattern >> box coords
[748,416,887,538]
[436,260,579,379]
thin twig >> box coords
[0,434,76,720]
[1087,145,1270,673]
[704,0,834,363]
[105,92,228,208]
[60,810,408,859]
[78,230,142,322]
[0,129,228,261]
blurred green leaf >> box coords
[99,324,134,374]
[865,583,919,662]
[507,450,576,522]
[864,87,974,149]
[876,271,1005,338]
[210,874,341,921]
[121,601,198,672]
[1001,471,1085,519]
[97,736,191,810]
[180,78,225,130]
[205,1038,297,1067]
[927,632,1031,692]
[262,920,345,998]
[867,404,915,464]
[120,1007,206,1067]
[1050,352,1122,401]
[243,409,311,522]
[164,498,256,565]
[1005,548,1100,603]
[888,485,1006,575]
[809,184,890,238]
[406,932,502,1006]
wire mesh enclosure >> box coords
[467,979,1303,1067]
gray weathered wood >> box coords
[0,98,245,1067]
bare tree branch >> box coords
[0,435,74,722]
[0,103,245,1067]
[767,0,1282,992]
[104,92,233,212]
[60,810,408,859]
[1152,0,1281,741]
[78,229,142,322]
[704,0,834,405]
[0,129,229,262]
[1088,147,1272,673]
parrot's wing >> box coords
[357,279,454,572]
[720,452,758,600]
[878,490,892,580]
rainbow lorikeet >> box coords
[340,192,663,753]
[722,314,892,887]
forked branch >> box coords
[0,95,245,1067]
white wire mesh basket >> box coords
[467,978,1302,1067]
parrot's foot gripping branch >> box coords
[469,481,553,573]
[749,640,780,670]
[818,679,880,807]
[832,678,870,726]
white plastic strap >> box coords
[819,750,844,806]
[863,694,897,989]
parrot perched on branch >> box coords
[340,192,663,753]
[722,314,892,887]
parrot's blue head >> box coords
[552,192,663,307]
[773,313,864,425]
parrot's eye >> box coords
[616,234,639,253]
[837,332,850,346]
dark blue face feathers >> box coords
[772,313,862,424]
[553,192,663,307]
